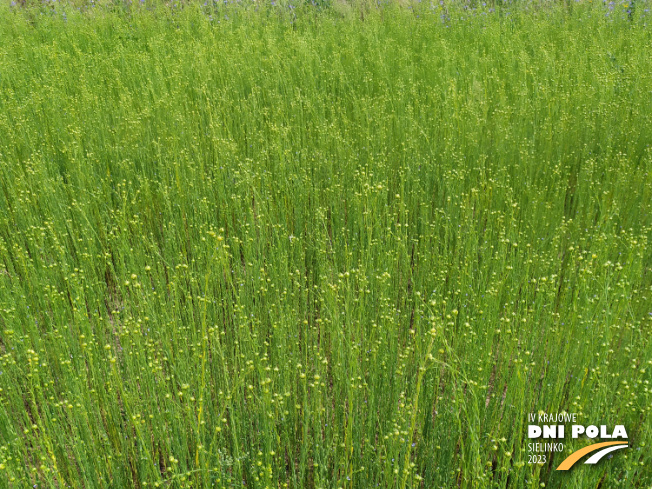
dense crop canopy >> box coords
[0,1,651,487]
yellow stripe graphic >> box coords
[556,441,628,470]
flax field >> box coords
[0,1,651,487]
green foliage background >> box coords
[0,1,651,487]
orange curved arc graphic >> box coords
[556,441,628,470]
